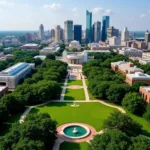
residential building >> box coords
[39,24,44,40]
[69,40,81,50]
[111,61,143,76]
[93,21,101,42]
[145,31,150,48]
[107,26,119,40]
[86,10,92,43]
[0,62,35,89]
[64,20,73,44]
[109,36,121,45]
[140,87,150,104]
[88,43,110,50]
[74,25,82,44]
[55,25,61,42]
[121,27,129,43]
[102,16,110,42]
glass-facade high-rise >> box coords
[74,25,82,44]
[93,21,101,42]
[86,10,92,44]
[102,16,110,42]
[64,20,73,44]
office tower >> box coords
[102,16,110,42]
[60,28,64,41]
[55,25,61,42]
[39,24,44,40]
[121,27,129,42]
[51,29,55,38]
[93,21,101,42]
[145,30,150,48]
[86,10,92,43]
[64,20,73,44]
[107,26,119,40]
[74,25,82,44]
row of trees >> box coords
[83,53,148,117]
[0,113,57,150]
[0,58,68,134]
[90,112,150,150]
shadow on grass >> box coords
[60,142,81,150]
[64,96,75,100]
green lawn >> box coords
[67,80,83,86]
[89,92,97,100]
[30,102,117,131]
[0,113,22,136]
[60,142,89,150]
[85,80,88,86]
[64,88,85,100]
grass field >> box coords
[67,80,83,86]
[64,88,85,100]
[30,102,117,131]
[60,142,89,150]
[85,80,88,86]
[89,92,97,100]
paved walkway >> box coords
[81,74,90,101]
[60,77,68,101]
[52,139,64,150]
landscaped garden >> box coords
[30,102,117,131]
[67,80,83,86]
[64,88,85,100]
[60,142,89,150]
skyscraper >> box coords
[145,30,150,48]
[121,27,129,42]
[64,20,73,44]
[102,16,110,42]
[93,21,101,42]
[60,28,64,41]
[51,29,55,38]
[86,10,92,44]
[39,24,44,40]
[107,26,119,40]
[74,25,82,44]
[55,25,61,42]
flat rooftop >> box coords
[1,62,29,76]
[127,72,150,79]
[141,86,150,93]
[23,43,38,47]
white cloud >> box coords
[72,7,77,12]
[92,7,114,16]
[43,3,61,10]
[140,14,146,18]
[105,9,114,15]
[0,0,14,8]
[92,7,104,14]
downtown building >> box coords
[74,25,82,44]
[86,10,92,44]
[145,30,150,49]
[39,24,44,40]
[121,27,129,43]
[107,26,119,40]
[55,25,61,42]
[64,20,73,44]
[93,21,101,42]
[102,16,110,42]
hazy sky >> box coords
[0,0,150,31]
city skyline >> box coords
[0,0,150,31]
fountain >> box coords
[72,127,78,134]
[71,101,79,107]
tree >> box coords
[128,136,150,150]
[1,93,26,114]
[143,105,150,123]
[0,113,57,150]
[132,82,148,92]
[103,112,142,136]
[46,54,55,60]
[122,92,147,116]
[89,130,130,150]
[0,104,8,124]
[106,84,131,103]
